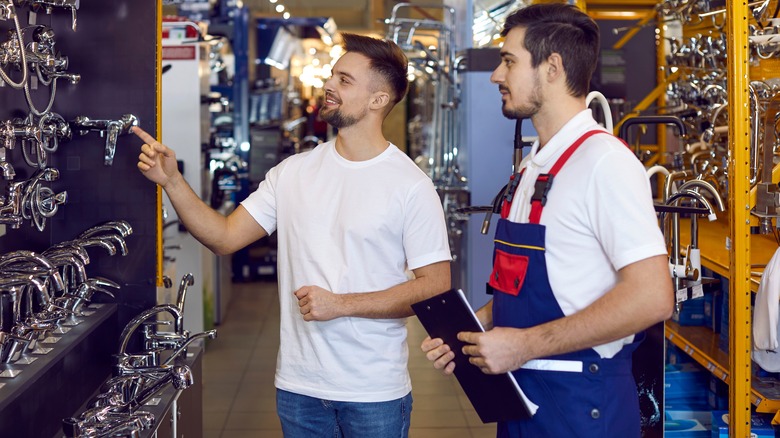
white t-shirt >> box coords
[508,110,667,358]
[241,140,451,402]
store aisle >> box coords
[202,281,497,438]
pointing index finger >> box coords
[131,126,158,145]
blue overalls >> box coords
[488,130,643,437]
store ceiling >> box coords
[242,0,444,32]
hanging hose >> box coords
[586,91,614,132]
[23,75,57,116]
[0,1,29,90]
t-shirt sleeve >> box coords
[586,147,668,271]
[240,163,281,235]
[403,178,452,270]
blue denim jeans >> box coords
[276,388,412,438]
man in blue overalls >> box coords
[421,4,673,436]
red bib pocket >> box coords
[488,249,529,296]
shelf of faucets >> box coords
[0,303,115,401]
[0,303,118,437]
[52,345,204,438]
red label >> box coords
[162,46,196,60]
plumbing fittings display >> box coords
[0,0,140,231]
[14,0,80,31]
[0,220,131,365]
[63,273,216,438]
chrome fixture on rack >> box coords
[14,0,80,31]
[70,114,139,166]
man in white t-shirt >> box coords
[134,33,451,438]
[421,4,673,437]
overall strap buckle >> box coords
[531,174,554,207]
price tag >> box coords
[676,288,688,303]
[691,284,704,300]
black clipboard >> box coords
[411,289,533,423]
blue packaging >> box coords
[665,410,711,438]
[710,411,776,437]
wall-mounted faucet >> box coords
[15,0,80,31]
[70,114,139,165]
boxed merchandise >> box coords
[707,376,728,410]
[667,341,693,365]
[710,411,776,437]
[664,410,711,438]
[673,296,706,326]
[719,280,729,354]
[665,363,710,410]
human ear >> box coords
[546,53,563,80]
[370,91,391,110]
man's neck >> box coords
[334,123,389,162]
[532,97,587,149]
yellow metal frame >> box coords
[611,8,656,50]
[612,68,681,135]
[156,0,163,287]
[726,2,752,436]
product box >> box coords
[667,341,693,365]
[707,377,728,410]
[665,410,712,438]
[673,296,706,326]
[665,363,710,401]
[711,411,776,437]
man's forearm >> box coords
[341,261,451,319]
[518,255,673,363]
[162,174,232,255]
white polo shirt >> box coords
[508,110,667,358]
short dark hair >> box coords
[341,33,409,105]
[502,3,599,97]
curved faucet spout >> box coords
[118,304,184,356]
[162,329,217,366]
[678,179,725,212]
[176,273,194,312]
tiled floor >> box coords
[202,281,497,438]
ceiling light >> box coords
[276,4,284,12]
[283,12,290,19]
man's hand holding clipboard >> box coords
[412,289,537,423]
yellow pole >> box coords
[726,1,752,436]
[156,0,164,287]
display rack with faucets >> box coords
[0,221,131,366]
[0,0,143,232]
[59,273,215,438]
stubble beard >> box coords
[502,75,543,120]
[320,105,365,129]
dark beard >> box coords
[320,107,360,129]
[501,96,541,120]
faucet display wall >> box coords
[0,0,163,436]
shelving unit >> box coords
[665,321,780,413]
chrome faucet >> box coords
[117,304,184,359]
[70,114,139,166]
[162,329,217,366]
[175,273,193,313]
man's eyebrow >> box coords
[332,69,356,81]
[499,50,516,59]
